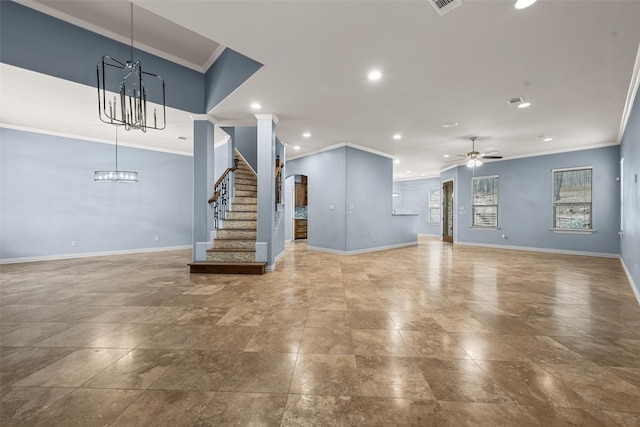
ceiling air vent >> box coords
[428,0,463,16]
[506,96,525,106]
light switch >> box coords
[329,204,335,210]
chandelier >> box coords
[97,3,165,132]
[94,126,138,183]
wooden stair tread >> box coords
[207,248,255,253]
[214,238,256,241]
[189,262,266,275]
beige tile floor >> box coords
[2,236,640,426]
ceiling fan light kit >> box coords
[467,159,482,168]
[459,137,503,168]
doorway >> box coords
[442,179,454,243]
[294,175,308,240]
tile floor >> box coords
[1,236,640,426]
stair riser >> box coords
[230,204,257,212]
[207,252,256,263]
[235,179,258,189]
[235,173,256,180]
[235,184,257,192]
[214,240,255,249]
[221,220,256,230]
[189,262,265,275]
[217,229,257,239]
[226,211,257,220]
[235,190,257,198]
[234,197,257,204]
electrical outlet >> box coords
[71,240,77,247]
[154,236,159,241]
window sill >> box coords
[471,227,500,230]
[551,229,594,235]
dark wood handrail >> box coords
[208,190,221,204]
[208,159,239,204]
[214,167,236,191]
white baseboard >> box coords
[621,257,640,306]
[454,241,620,259]
[307,241,418,256]
[0,245,191,264]
[274,250,285,264]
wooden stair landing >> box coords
[188,262,266,275]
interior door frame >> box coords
[442,179,454,243]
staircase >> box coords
[189,152,266,274]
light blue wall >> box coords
[0,1,204,113]
[0,128,192,260]
[454,146,621,255]
[192,120,215,258]
[393,177,442,235]
[205,48,263,112]
[214,140,231,182]
[287,148,347,252]
[620,86,640,292]
[345,147,417,251]
[233,127,258,172]
[287,146,417,253]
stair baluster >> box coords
[209,158,239,229]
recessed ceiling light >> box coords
[443,154,450,158]
[544,136,553,142]
[515,0,538,9]
[303,132,311,138]
[393,134,402,140]
[406,170,411,173]
[442,122,458,128]
[518,102,531,109]
[368,70,382,81]
[394,159,400,164]
[251,103,261,110]
[421,174,426,177]
[294,145,301,150]
[537,134,553,142]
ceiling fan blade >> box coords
[455,154,467,157]
[481,155,503,159]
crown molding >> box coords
[618,42,640,143]
[14,0,206,72]
[254,113,279,123]
[0,123,192,156]
[203,45,227,72]
[287,142,394,162]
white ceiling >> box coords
[3,0,640,178]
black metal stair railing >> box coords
[208,158,239,229]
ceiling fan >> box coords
[457,137,503,167]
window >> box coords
[553,167,592,231]
[428,187,441,224]
[472,175,498,228]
